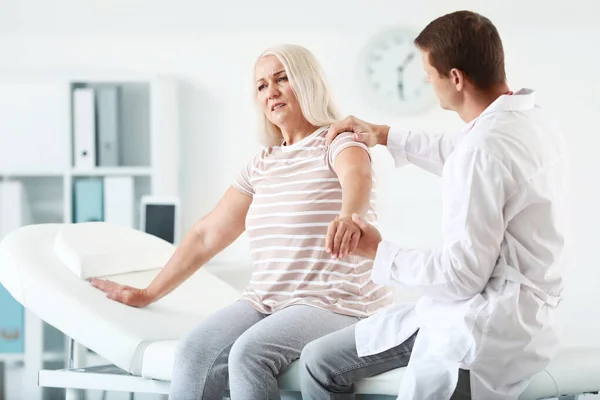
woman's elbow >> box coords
[342,166,372,185]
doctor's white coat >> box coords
[355,89,568,400]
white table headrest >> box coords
[53,222,176,279]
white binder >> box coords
[103,176,134,228]
[0,181,32,239]
[73,87,96,169]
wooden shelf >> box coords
[0,351,64,364]
[70,167,152,177]
[0,168,153,177]
[0,171,66,177]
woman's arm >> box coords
[90,187,252,307]
[326,146,373,259]
[335,147,372,219]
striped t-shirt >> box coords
[232,126,393,318]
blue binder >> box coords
[0,283,24,353]
[73,178,104,223]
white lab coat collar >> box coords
[483,88,535,114]
[466,88,536,130]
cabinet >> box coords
[0,73,181,400]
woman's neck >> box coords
[280,120,320,146]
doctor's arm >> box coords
[325,115,459,176]
[90,187,252,307]
[371,148,514,300]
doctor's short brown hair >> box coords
[414,10,507,90]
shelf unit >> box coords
[0,73,181,400]
[0,351,64,364]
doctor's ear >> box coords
[450,68,465,91]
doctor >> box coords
[299,10,568,400]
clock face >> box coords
[358,27,437,115]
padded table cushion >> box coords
[0,223,241,376]
[53,222,177,279]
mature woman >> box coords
[90,44,392,400]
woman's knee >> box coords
[299,337,328,375]
[228,332,264,369]
[174,326,217,366]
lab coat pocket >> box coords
[415,295,490,364]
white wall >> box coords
[0,0,599,349]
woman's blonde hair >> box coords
[255,44,342,146]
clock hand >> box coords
[402,51,415,68]
[397,80,404,101]
[396,51,416,101]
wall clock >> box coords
[358,27,437,115]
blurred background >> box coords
[0,0,598,398]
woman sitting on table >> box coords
[90,43,393,400]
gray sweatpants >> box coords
[169,300,360,400]
[299,324,471,400]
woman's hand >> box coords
[89,278,154,308]
[326,216,361,259]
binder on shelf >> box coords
[96,86,121,167]
[73,87,96,169]
[103,176,134,228]
[0,283,24,353]
[0,180,32,239]
[73,178,103,223]
[0,181,29,353]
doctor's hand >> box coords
[89,278,153,308]
[348,214,383,260]
[325,116,390,148]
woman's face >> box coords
[255,55,302,128]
